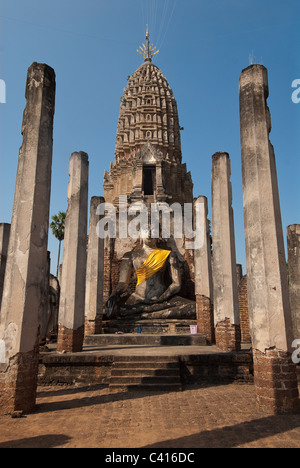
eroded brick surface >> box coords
[0,383,299,448]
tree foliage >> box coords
[50,211,66,242]
[50,211,66,278]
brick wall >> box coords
[196,295,215,344]
[238,275,251,343]
[0,346,39,415]
[84,316,103,336]
[215,318,241,352]
[253,349,299,414]
[57,324,84,353]
[183,247,195,300]
[103,242,113,305]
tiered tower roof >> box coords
[104,29,193,206]
[115,37,182,163]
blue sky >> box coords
[0,0,299,276]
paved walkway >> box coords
[0,376,299,448]
[47,341,252,356]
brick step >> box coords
[111,368,180,377]
[109,383,182,392]
[110,375,181,385]
[112,361,179,369]
[112,355,180,363]
[109,356,182,391]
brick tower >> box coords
[102,29,198,332]
[104,30,193,207]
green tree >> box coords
[50,211,66,278]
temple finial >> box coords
[137,26,159,62]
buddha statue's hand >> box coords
[151,296,159,301]
[156,291,171,302]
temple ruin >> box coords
[0,31,299,416]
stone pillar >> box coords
[131,160,143,201]
[287,225,300,341]
[0,63,55,415]
[57,152,89,353]
[236,264,243,289]
[156,162,165,200]
[84,196,104,336]
[0,223,10,308]
[40,251,51,344]
[103,237,114,316]
[239,64,299,414]
[194,196,214,343]
[211,152,241,352]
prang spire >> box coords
[137,26,159,62]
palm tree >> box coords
[50,211,66,278]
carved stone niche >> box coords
[130,142,166,202]
[136,141,163,163]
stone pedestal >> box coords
[211,152,241,352]
[287,225,300,341]
[194,196,214,343]
[0,63,55,414]
[57,152,89,353]
[84,196,104,336]
[239,64,299,414]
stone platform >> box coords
[102,296,197,335]
[38,340,254,389]
[102,319,197,335]
[84,333,206,347]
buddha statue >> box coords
[106,234,182,318]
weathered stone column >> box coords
[40,251,51,344]
[57,152,89,353]
[103,237,114,315]
[194,196,214,343]
[156,162,165,200]
[0,63,55,414]
[0,223,10,308]
[211,152,241,352]
[239,64,299,414]
[287,225,300,341]
[84,196,104,336]
[236,264,243,289]
[131,160,143,201]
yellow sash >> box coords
[136,249,171,287]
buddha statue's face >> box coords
[140,229,157,248]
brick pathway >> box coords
[0,382,299,448]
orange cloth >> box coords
[136,249,171,287]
